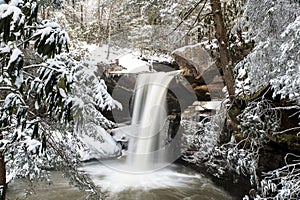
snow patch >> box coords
[115,53,150,73]
[80,126,121,161]
[82,43,133,66]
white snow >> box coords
[115,53,150,73]
[9,0,21,6]
[25,138,41,153]
[4,93,17,108]
[192,101,222,110]
[82,43,175,74]
[8,48,22,65]
[82,43,133,66]
[0,4,24,30]
[0,45,11,53]
[37,26,52,41]
[44,22,61,29]
[45,33,55,45]
[58,88,67,98]
[71,96,84,109]
[80,126,121,161]
[15,70,23,88]
[172,44,199,53]
[58,30,70,45]
[82,43,156,74]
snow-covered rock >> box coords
[80,126,121,161]
[171,44,215,78]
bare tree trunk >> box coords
[80,0,84,28]
[197,27,202,43]
[0,132,6,200]
[72,0,76,23]
[106,4,113,59]
[98,0,104,46]
[41,6,45,19]
[210,0,235,98]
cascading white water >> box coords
[126,72,176,171]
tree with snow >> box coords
[0,0,117,199]
[182,0,299,199]
[0,0,71,198]
[234,0,300,198]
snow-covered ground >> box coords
[81,43,173,74]
[82,43,133,66]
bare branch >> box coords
[183,13,212,39]
[273,127,300,135]
[171,0,205,33]
[272,106,300,110]
[23,63,59,72]
[185,0,210,35]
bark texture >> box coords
[210,0,235,97]
[0,132,6,200]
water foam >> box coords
[82,161,203,193]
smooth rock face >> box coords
[172,44,225,100]
[171,44,215,78]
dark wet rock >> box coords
[101,74,136,123]
[152,61,180,72]
[101,72,196,123]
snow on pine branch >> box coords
[0,4,25,35]
[33,20,70,58]
[71,61,122,130]
[3,121,50,184]
[73,63,122,111]
[26,53,74,123]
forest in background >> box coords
[0,0,299,199]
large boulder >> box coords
[171,44,215,78]
[172,44,225,100]
[79,126,122,161]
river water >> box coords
[7,161,233,200]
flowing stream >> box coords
[7,72,234,199]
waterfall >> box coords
[126,72,177,171]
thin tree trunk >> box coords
[198,27,201,43]
[210,0,235,98]
[0,132,6,200]
[72,0,76,23]
[80,0,84,28]
[98,0,104,46]
[185,34,189,46]
[106,4,113,59]
[41,6,45,19]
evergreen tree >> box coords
[0,1,111,198]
